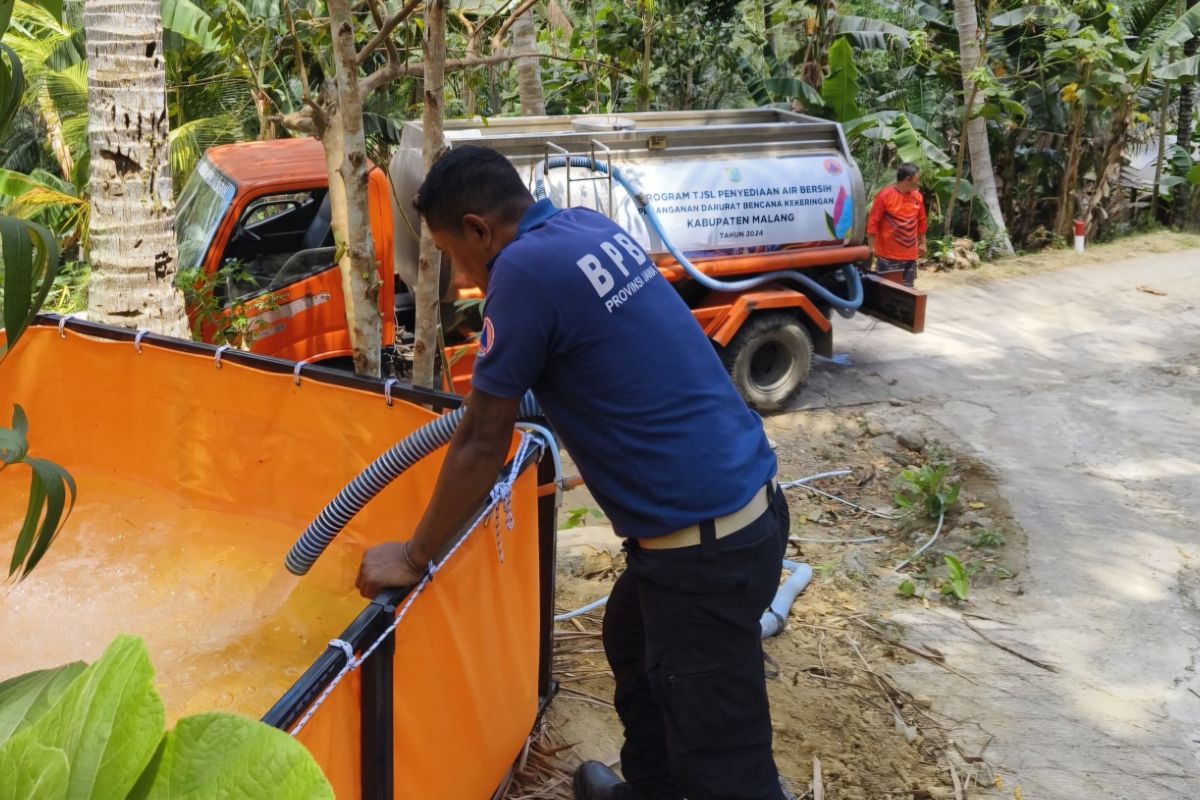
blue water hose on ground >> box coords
[284,394,542,576]
[533,157,863,314]
[761,561,814,638]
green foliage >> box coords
[0,1,76,585]
[0,636,333,800]
[562,506,604,530]
[0,215,58,354]
[174,261,282,349]
[894,463,961,520]
[1,405,77,580]
[940,554,969,601]
[821,38,861,122]
[897,578,918,598]
[973,529,1006,548]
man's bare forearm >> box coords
[407,394,519,566]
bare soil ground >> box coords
[921,231,1200,289]
[508,407,1025,800]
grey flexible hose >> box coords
[285,394,542,575]
[533,157,864,314]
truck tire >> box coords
[720,312,812,411]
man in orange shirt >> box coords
[866,163,927,287]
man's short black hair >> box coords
[414,145,533,232]
[897,163,920,182]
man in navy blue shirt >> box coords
[357,146,790,800]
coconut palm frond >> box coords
[169,114,243,182]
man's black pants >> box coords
[601,485,790,800]
[874,256,917,287]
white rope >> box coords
[488,434,537,564]
[288,433,541,737]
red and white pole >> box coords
[1073,219,1086,253]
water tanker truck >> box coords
[175,109,925,410]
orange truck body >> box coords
[181,134,923,399]
[188,138,396,363]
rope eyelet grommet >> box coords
[293,359,309,386]
[383,378,398,407]
[133,329,150,354]
[57,315,72,338]
[213,344,231,369]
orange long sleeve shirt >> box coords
[866,185,927,261]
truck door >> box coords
[212,189,352,361]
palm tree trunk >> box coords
[512,6,545,115]
[1174,5,1197,228]
[952,0,1014,255]
[329,0,383,377]
[84,0,189,336]
[413,0,446,388]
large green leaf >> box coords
[0,167,50,198]
[763,76,824,107]
[992,6,1057,27]
[891,112,951,170]
[128,713,334,800]
[161,0,218,51]
[821,38,861,122]
[0,738,69,800]
[1188,165,1200,186]
[737,55,772,105]
[1155,53,1200,84]
[2,635,165,800]
[31,0,62,23]
[1152,3,1200,53]
[0,217,60,359]
[0,42,26,141]
[0,662,86,747]
[0,0,14,35]
[11,456,77,578]
[835,15,908,51]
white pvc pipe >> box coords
[760,560,814,638]
[553,596,609,622]
[552,558,815,638]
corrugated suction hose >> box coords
[285,394,542,576]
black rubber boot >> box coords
[573,761,633,800]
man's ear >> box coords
[462,213,492,245]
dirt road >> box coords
[800,246,1200,798]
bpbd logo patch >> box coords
[478,317,495,357]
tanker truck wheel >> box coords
[720,312,812,412]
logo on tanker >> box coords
[824,186,853,241]
[823,158,844,175]
[726,167,743,183]
[478,317,495,357]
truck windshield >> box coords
[175,158,236,272]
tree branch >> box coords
[360,51,632,97]
[365,0,402,70]
[357,0,422,67]
[272,109,317,134]
[491,0,539,48]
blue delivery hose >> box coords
[284,393,542,576]
[533,157,863,313]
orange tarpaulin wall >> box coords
[0,321,548,799]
